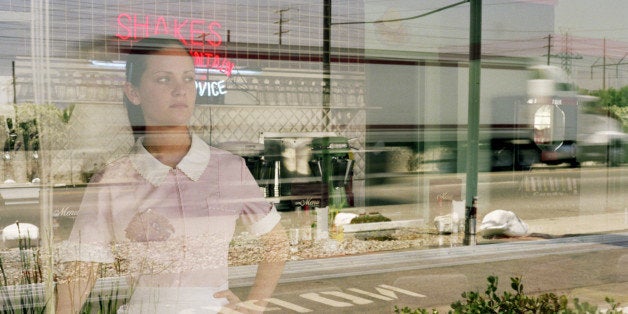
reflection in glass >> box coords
[534,104,565,149]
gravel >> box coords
[1,228,470,285]
[228,228,466,265]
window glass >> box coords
[0,1,625,313]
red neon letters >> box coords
[191,51,234,77]
[117,13,235,77]
[116,13,222,47]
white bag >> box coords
[479,209,529,237]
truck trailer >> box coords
[364,61,627,175]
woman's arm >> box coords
[246,223,288,302]
[55,261,100,314]
[214,223,288,313]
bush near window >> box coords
[394,276,623,314]
[584,86,628,109]
[582,87,628,132]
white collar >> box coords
[129,134,211,186]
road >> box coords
[4,164,614,241]
[359,164,627,222]
[3,163,624,223]
[229,233,628,313]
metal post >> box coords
[464,0,481,245]
[546,34,552,65]
[323,0,331,130]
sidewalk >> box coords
[230,232,628,287]
[527,211,628,236]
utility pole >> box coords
[464,0,481,246]
[545,34,552,65]
[549,32,582,77]
[275,9,290,45]
[561,33,574,76]
[603,38,606,89]
[589,40,628,90]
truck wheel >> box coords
[608,146,623,167]
[568,159,580,168]
[515,147,540,170]
[491,147,514,171]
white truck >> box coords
[364,61,627,173]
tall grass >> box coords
[0,222,47,314]
[2,225,128,313]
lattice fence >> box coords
[11,59,366,186]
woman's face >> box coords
[125,46,197,127]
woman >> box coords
[57,35,287,313]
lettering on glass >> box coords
[116,13,222,46]
[116,13,237,103]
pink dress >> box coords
[59,134,281,313]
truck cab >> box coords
[527,65,627,167]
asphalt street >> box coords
[230,232,628,313]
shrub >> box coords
[394,276,623,314]
[350,213,391,224]
[350,213,394,241]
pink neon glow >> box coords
[117,13,233,77]
[116,13,222,47]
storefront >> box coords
[0,1,626,312]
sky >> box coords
[555,0,628,42]
[359,0,628,89]
[552,0,628,88]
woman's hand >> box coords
[214,289,241,306]
[215,289,269,314]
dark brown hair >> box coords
[124,35,193,137]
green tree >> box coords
[587,86,628,108]
[582,87,628,131]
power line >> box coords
[331,0,469,26]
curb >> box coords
[229,231,628,287]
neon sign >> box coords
[196,81,226,97]
[191,51,234,77]
[116,13,235,77]
[116,13,222,46]
[195,80,226,104]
